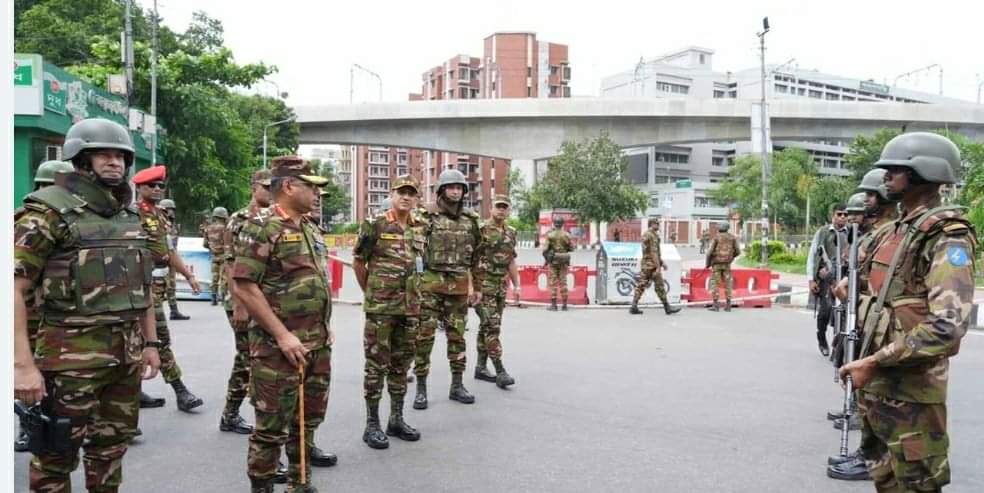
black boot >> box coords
[828,447,863,466]
[548,298,558,311]
[475,351,496,382]
[171,379,204,412]
[449,373,475,404]
[211,292,218,306]
[492,359,515,389]
[629,302,643,315]
[412,376,428,410]
[826,455,870,481]
[363,401,389,449]
[817,331,830,357]
[139,390,166,408]
[169,304,190,320]
[561,298,568,311]
[663,300,681,315]
[310,446,338,467]
[15,427,29,452]
[724,300,732,312]
[386,396,420,441]
[251,478,275,493]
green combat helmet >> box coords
[62,118,135,165]
[856,168,891,202]
[874,132,960,184]
[159,199,176,210]
[718,222,730,233]
[845,192,867,214]
[552,216,564,228]
[34,160,74,186]
[436,169,468,194]
[212,206,229,219]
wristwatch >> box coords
[144,340,163,350]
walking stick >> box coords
[298,364,306,485]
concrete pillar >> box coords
[600,221,608,243]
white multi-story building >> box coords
[600,46,970,225]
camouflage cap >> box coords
[493,194,511,206]
[252,169,272,186]
[269,155,329,186]
[392,175,420,193]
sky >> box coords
[151,0,984,106]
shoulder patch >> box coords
[942,223,969,236]
[946,246,970,267]
[281,233,303,243]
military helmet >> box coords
[552,216,564,227]
[212,206,229,219]
[856,168,890,201]
[436,169,468,193]
[62,118,135,166]
[718,222,730,233]
[874,132,960,184]
[34,160,74,185]
[158,199,176,210]
[845,192,867,213]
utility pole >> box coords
[351,63,383,102]
[757,17,771,266]
[123,0,135,105]
[150,0,159,164]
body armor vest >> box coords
[425,207,478,273]
[712,233,737,264]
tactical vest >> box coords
[546,230,572,264]
[482,224,516,277]
[25,186,153,325]
[712,233,737,264]
[206,222,226,255]
[424,208,478,273]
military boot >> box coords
[139,390,166,408]
[169,303,190,320]
[412,376,428,410]
[817,332,830,357]
[724,299,732,312]
[386,396,420,442]
[250,479,275,493]
[310,446,338,467]
[708,301,720,312]
[219,401,253,434]
[561,297,568,311]
[492,359,515,389]
[474,351,496,382]
[548,298,558,311]
[15,428,29,452]
[362,401,389,449]
[629,302,643,315]
[170,379,204,412]
[448,373,475,404]
[288,485,319,493]
[663,300,681,315]
[211,292,218,306]
[826,455,870,481]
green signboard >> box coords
[675,179,692,189]
[13,55,40,86]
[44,74,67,114]
[42,63,128,124]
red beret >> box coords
[133,165,167,185]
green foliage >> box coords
[745,240,788,262]
[844,128,902,182]
[333,223,361,234]
[507,216,535,232]
[308,158,350,226]
[532,133,648,228]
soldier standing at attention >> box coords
[543,216,573,311]
[233,156,333,493]
[353,176,424,449]
[808,203,849,356]
[204,206,230,305]
[629,217,682,315]
[158,199,190,320]
[133,165,204,412]
[412,169,483,410]
[706,221,740,312]
[13,118,160,492]
[840,133,976,493]
[474,195,520,389]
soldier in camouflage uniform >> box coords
[706,221,740,312]
[15,160,75,454]
[354,175,425,449]
[809,203,849,356]
[839,133,977,493]
[158,198,191,321]
[412,169,483,410]
[232,156,333,493]
[134,165,204,412]
[474,195,521,389]
[13,118,161,492]
[629,217,682,315]
[543,216,573,311]
[204,206,230,305]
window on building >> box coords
[369,152,389,164]
[797,88,806,96]
[774,84,788,93]
[527,67,532,77]
[550,65,558,76]
[808,90,822,99]
[712,157,724,167]
[527,87,532,97]
[563,66,571,80]
[655,81,690,94]
[654,152,690,164]
[699,54,706,64]
[563,86,570,97]
[550,86,558,96]
[714,90,725,98]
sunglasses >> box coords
[144,183,166,190]
[834,212,847,217]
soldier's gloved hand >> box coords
[14,363,46,406]
[142,348,161,380]
[231,304,250,331]
[187,276,201,295]
[276,332,309,368]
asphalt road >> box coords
[14,299,984,492]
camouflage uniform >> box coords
[543,226,573,308]
[706,231,740,306]
[15,172,152,492]
[475,219,517,363]
[857,202,976,492]
[165,216,179,306]
[203,220,227,303]
[632,229,670,304]
[234,196,333,488]
[137,199,184,385]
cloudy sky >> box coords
[153,0,983,106]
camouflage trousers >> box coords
[211,258,225,300]
[248,343,331,487]
[547,263,569,301]
[364,314,418,404]
[708,263,733,302]
[476,279,507,361]
[30,364,141,493]
[632,266,669,304]
[152,278,182,383]
[414,291,468,377]
[166,267,177,306]
[223,311,251,411]
[859,391,950,493]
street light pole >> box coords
[757,17,771,266]
[351,63,383,102]
[150,0,159,164]
[263,117,295,169]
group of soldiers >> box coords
[807,132,976,491]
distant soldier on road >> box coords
[158,198,191,321]
[629,217,682,316]
[543,216,573,311]
[706,221,740,311]
[807,203,849,356]
[204,206,230,305]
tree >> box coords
[844,128,902,182]
[308,159,350,227]
[506,166,538,230]
[532,133,648,236]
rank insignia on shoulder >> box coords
[380,233,402,240]
[282,233,303,242]
[947,246,969,267]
